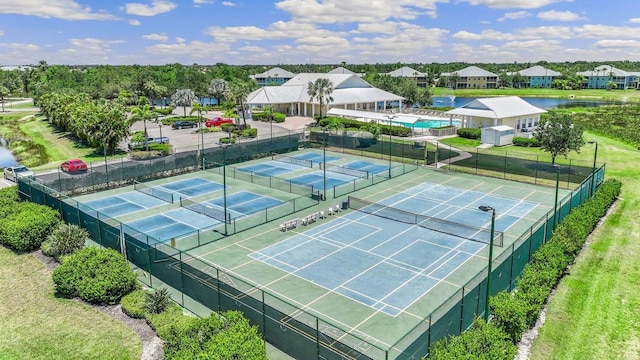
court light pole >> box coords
[222,144,228,235]
[478,205,496,322]
[588,141,598,196]
[322,126,327,201]
[553,165,560,228]
[385,115,397,178]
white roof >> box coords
[577,65,631,77]
[446,96,546,119]
[483,125,514,131]
[328,67,354,74]
[247,73,403,105]
[249,67,295,79]
[517,65,561,77]
[385,66,427,77]
[442,66,497,77]
[326,108,449,125]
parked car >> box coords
[128,136,170,149]
[60,159,88,172]
[205,117,234,127]
[3,165,35,182]
[171,121,198,129]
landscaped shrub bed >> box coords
[153,106,173,116]
[457,128,481,139]
[429,178,621,359]
[41,223,89,262]
[512,137,541,147]
[0,194,61,251]
[52,246,138,304]
[252,111,286,123]
[319,117,412,137]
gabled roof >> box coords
[249,67,295,79]
[517,65,561,77]
[442,66,497,77]
[445,96,546,119]
[328,67,354,74]
[577,65,631,77]
[247,73,403,105]
[385,66,427,77]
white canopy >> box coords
[326,108,450,125]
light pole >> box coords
[385,115,397,178]
[322,127,327,201]
[158,123,163,143]
[222,144,228,235]
[553,165,560,227]
[588,141,598,196]
[478,205,496,322]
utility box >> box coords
[481,125,515,146]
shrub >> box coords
[220,123,235,132]
[512,137,541,147]
[242,128,258,138]
[41,223,89,261]
[145,288,172,314]
[52,246,138,304]
[0,187,20,218]
[429,318,517,360]
[153,106,173,116]
[219,137,236,144]
[0,202,61,251]
[457,128,481,139]
[121,289,148,319]
[318,117,411,137]
[490,291,529,343]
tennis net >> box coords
[320,163,369,179]
[347,196,503,246]
[180,197,230,223]
[133,181,174,203]
[272,153,313,168]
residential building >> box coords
[445,96,546,133]
[328,67,364,77]
[441,66,498,89]
[382,66,429,87]
[513,65,562,88]
[249,67,295,87]
[577,65,640,90]
[246,73,404,117]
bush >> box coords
[41,223,89,261]
[429,318,517,360]
[457,128,481,139]
[0,187,20,218]
[220,123,235,132]
[121,289,148,319]
[318,117,411,137]
[153,106,173,116]
[145,288,172,314]
[52,246,138,304]
[219,137,236,144]
[512,137,541,147]
[242,128,257,138]
[252,111,286,123]
[0,202,61,251]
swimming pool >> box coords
[394,119,462,129]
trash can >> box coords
[341,199,349,210]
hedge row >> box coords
[512,137,541,147]
[430,178,622,359]
[318,117,412,137]
[0,187,61,251]
[252,111,286,123]
[457,128,481,139]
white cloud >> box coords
[630,18,640,24]
[206,21,340,42]
[176,37,185,43]
[594,39,640,49]
[453,25,573,41]
[573,24,640,39]
[537,10,582,22]
[63,38,124,54]
[238,45,264,52]
[222,1,236,6]
[0,0,117,20]
[143,33,168,41]
[145,41,231,58]
[0,42,40,51]
[129,19,141,25]
[457,0,570,9]
[124,0,176,16]
[193,0,213,4]
[0,30,3,36]
[498,11,530,22]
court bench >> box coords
[280,218,299,231]
[302,213,317,226]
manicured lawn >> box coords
[530,134,640,359]
[0,245,141,360]
[431,87,640,102]
[20,116,126,171]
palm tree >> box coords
[190,101,207,153]
[171,89,196,116]
[128,104,156,151]
[227,81,254,128]
[307,78,334,120]
[327,118,345,134]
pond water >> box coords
[0,139,18,168]
[431,96,619,109]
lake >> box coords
[0,139,18,168]
[432,96,619,109]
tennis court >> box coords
[250,183,536,317]
[81,191,166,217]
[288,170,358,190]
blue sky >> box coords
[1,0,639,65]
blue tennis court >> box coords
[237,161,307,177]
[124,208,221,243]
[341,160,389,175]
[250,183,539,317]
[288,171,356,190]
[206,191,285,218]
[293,152,340,164]
[82,191,166,218]
[158,177,224,198]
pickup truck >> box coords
[128,136,169,149]
[205,117,234,127]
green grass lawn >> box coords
[431,87,640,102]
[530,134,640,359]
[0,246,141,360]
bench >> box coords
[302,213,318,226]
[280,218,299,231]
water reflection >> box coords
[0,139,18,168]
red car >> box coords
[205,117,234,127]
[60,159,88,172]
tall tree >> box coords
[171,89,196,116]
[227,81,254,127]
[307,78,334,120]
[128,104,156,151]
[0,85,9,112]
[208,79,228,105]
[534,112,585,164]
